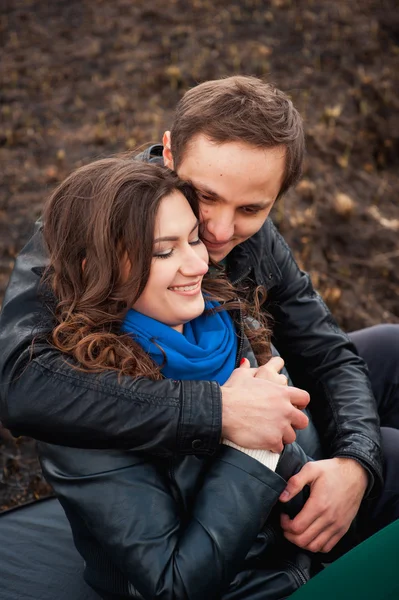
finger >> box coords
[254,369,287,385]
[282,514,329,549]
[282,426,297,445]
[257,356,285,375]
[265,356,285,372]
[276,373,288,386]
[290,407,309,431]
[281,496,326,539]
[320,530,347,554]
[288,387,310,410]
[239,358,251,369]
[279,464,314,503]
[271,439,284,453]
[300,523,345,554]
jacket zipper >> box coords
[231,267,251,368]
[283,560,308,587]
[231,267,251,287]
[234,299,245,368]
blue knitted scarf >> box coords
[121,300,237,385]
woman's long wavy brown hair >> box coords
[43,157,272,380]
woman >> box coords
[38,157,313,600]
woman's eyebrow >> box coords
[154,220,199,243]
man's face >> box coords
[163,133,286,262]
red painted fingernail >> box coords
[240,358,246,365]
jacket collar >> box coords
[227,219,280,289]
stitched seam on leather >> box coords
[335,447,379,463]
[211,380,215,448]
[176,382,185,451]
[47,461,146,479]
[212,381,222,444]
[332,435,383,482]
[273,222,301,274]
[333,435,383,469]
[314,293,342,334]
[177,378,192,450]
[317,379,380,479]
[30,360,179,406]
[320,378,381,464]
[335,431,381,449]
[320,379,341,438]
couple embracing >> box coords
[1,76,399,599]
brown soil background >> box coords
[1,0,398,511]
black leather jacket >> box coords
[0,145,382,491]
[39,330,315,600]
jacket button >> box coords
[192,439,203,450]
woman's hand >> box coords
[240,356,288,386]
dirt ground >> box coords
[1,0,398,511]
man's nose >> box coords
[205,209,234,242]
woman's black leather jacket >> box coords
[39,328,317,600]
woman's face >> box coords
[132,190,209,332]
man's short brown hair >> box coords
[170,76,304,199]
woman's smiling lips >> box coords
[168,280,202,296]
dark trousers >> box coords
[349,324,399,539]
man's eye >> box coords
[189,238,202,246]
[241,207,260,215]
[199,194,215,203]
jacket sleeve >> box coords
[39,443,287,600]
[0,222,221,455]
[266,219,383,490]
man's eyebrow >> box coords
[195,183,220,199]
[153,219,199,243]
[195,183,270,209]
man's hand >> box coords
[221,357,310,452]
[279,457,369,553]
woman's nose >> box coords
[181,246,209,276]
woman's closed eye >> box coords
[153,238,203,259]
[189,237,203,246]
[154,248,173,259]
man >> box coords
[0,76,398,558]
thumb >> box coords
[239,358,251,369]
[279,465,312,502]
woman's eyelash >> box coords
[153,238,202,259]
[154,251,173,259]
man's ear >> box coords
[162,131,174,169]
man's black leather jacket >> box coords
[39,331,315,600]
[0,144,382,491]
